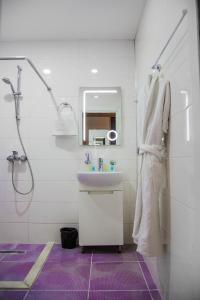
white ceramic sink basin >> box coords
[77,171,123,187]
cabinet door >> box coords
[79,191,123,246]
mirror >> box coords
[79,87,122,146]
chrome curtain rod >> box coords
[0,56,51,90]
[0,56,59,110]
[152,9,188,70]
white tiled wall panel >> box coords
[0,41,136,244]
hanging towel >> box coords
[133,72,171,257]
[52,104,78,136]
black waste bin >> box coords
[60,227,78,249]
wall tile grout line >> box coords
[87,252,93,300]
[138,261,154,300]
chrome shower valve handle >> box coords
[20,155,27,162]
[7,151,27,163]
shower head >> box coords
[2,77,11,84]
[2,77,16,94]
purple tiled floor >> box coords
[0,244,16,250]
[92,245,144,263]
[150,291,163,300]
[140,262,157,290]
[32,261,90,290]
[0,261,34,281]
[0,244,45,263]
[48,244,91,263]
[89,291,152,300]
[0,291,27,300]
[0,244,162,300]
[0,254,5,261]
[90,262,147,290]
[26,291,88,300]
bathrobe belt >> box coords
[139,144,166,162]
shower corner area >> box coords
[0,0,200,300]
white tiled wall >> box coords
[0,41,136,244]
[135,0,200,299]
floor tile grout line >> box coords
[87,253,93,300]
[29,288,159,292]
[29,289,89,292]
[92,260,144,264]
[1,289,160,293]
[138,261,154,300]
[0,254,6,262]
[22,290,29,300]
[88,289,153,292]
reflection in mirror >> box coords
[79,87,122,146]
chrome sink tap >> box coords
[84,152,91,165]
[98,158,103,172]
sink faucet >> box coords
[84,152,91,165]
[98,158,103,172]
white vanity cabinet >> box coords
[79,187,124,248]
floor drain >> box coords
[0,250,26,254]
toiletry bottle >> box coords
[109,160,116,172]
[91,164,96,172]
[98,158,104,172]
[103,160,109,172]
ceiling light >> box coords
[91,68,98,74]
[42,69,51,75]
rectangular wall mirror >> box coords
[79,87,122,146]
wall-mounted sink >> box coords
[77,171,123,187]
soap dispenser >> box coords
[109,160,116,172]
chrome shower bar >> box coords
[0,56,59,110]
[152,9,188,70]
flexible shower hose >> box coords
[11,99,34,195]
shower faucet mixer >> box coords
[7,151,27,163]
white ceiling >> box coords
[0,0,146,41]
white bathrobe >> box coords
[133,71,171,257]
